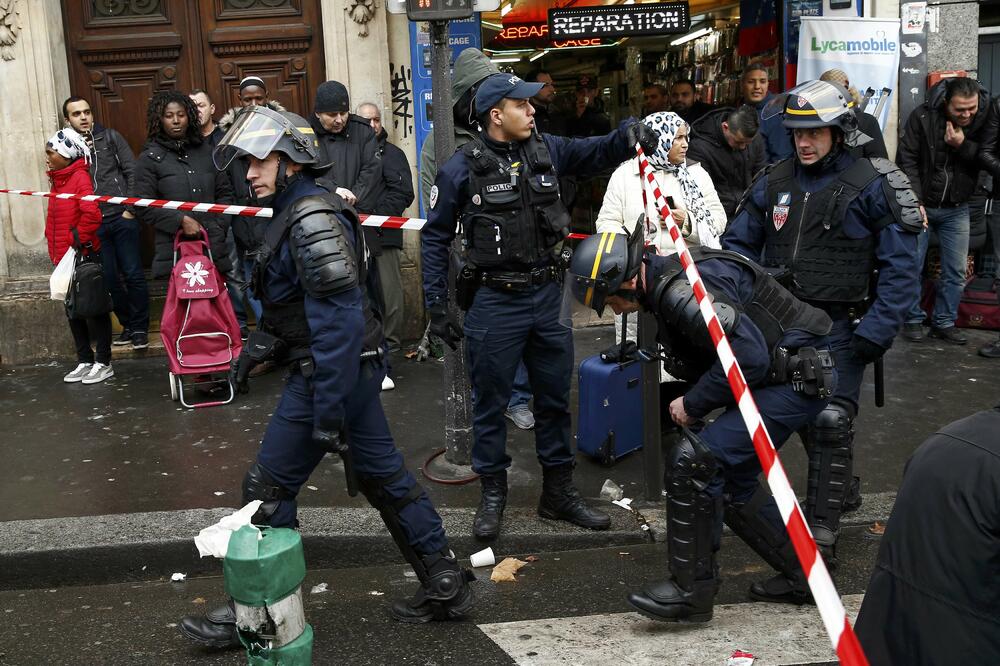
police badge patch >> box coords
[429,185,439,210]
[772,192,791,231]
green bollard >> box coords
[224,525,314,665]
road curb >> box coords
[0,492,895,591]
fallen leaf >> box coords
[404,351,418,359]
[524,555,539,562]
[867,521,886,536]
[192,597,206,604]
[490,557,528,583]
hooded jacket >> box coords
[132,135,233,278]
[419,48,499,206]
[687,107,766,219]
[357,127,415,249]
[82,122,135,219]
[46,159,102,264]
[896,80,999,207]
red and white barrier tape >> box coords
[633,146,868,665]
[0,188,425,230]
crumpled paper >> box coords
[194,501,263,559]
[490,557,528,583]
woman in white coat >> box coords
[594,111,728,378]
[595,111,727,250]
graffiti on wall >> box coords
[389,63,413,139]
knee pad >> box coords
[808,400,855,449]
[242,462,293,526]
[664,430,718,494]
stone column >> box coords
[0,0,75,365]
[0,0,71,282]
[926,2,980,77]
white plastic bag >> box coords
[49,247,77,301]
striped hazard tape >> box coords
[633,145,868,665]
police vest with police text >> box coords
[460,133,571,270]
[762,157,883,304]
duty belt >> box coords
[481,265,560,291]
[768,346,835,399]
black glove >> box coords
[627,121,659,156]
[428,303,464,351]
[851,334,886,364]
[312,425,342,450]
[230,356,250,395]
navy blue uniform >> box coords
[256,176,446,555]
[723,151,918,412]
[422,125,636,475]
[652,255,835,517]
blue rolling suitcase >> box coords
[576,317,644,465]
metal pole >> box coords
[429,20,474,466]
[638,311,663,501]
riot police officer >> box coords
[565,228,837,621]
[179,106,474,648]
[422,73,658,540]
[723,80,922,575]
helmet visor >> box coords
[762,80,854,123]
[560,267,608,328]
[212,106,286,170]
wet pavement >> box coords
[0,526,881,666]
[2,326,999,523]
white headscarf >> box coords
[46,127,92,166]
[641,112,714,243]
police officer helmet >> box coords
[763,79,872,147]
[213,105,320,171]
[563,221,644,319]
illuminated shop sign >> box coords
[496,22,606,48]
[548,2,690,40]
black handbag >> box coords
[65,229,112,319]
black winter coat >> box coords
[132,136,233,278]
[896,80,999,207]
[310,113,380,204]
[357,129,414,249]
[687,108,766,220]
[86,124,136,219]
[855,407,1000,665]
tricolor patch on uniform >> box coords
[777,192,791,205]
[772,204,790,231]
[429,185,439,210]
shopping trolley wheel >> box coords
[169,372,179,401]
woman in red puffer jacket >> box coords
[45,127,114,385]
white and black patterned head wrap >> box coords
[641,111,713,240]
[46,127,92,166]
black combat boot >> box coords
[537,463,610,530]
[391,549,476,623]
[628,434,720,622]
[725,493,812,606]
[473,472,508,540]
[178,599,242,649]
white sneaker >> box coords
[81,363,114,384]
[63,363,92,383]
[381,375,395,391]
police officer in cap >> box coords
[565,228,837,621]
[179,106,474,648]
[723,80,922,574]
[422,73,659,540]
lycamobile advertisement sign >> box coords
[798,17,901,128]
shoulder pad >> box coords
[878,174,923,234]
[867,157,897,175]
[288,196,359,298]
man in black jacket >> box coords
[310,80,380,210]
[897,77,1000,345]
[670,79,714,124]
[357,102,415,361]
[63,96,150,350]
[688,105,765,220]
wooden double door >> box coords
[62,0,327,155]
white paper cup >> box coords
[470,547,495,568]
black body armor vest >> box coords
[460,133,571,270]
[762,157,881,304]
[650,248,833,382]
[252,192,383,360]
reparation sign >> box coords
[548,2,690,40]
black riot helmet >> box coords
[763,79,871,148]
[213,105,321,171]
[562,220,644,320]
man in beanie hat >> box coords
[310,80,380,211]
